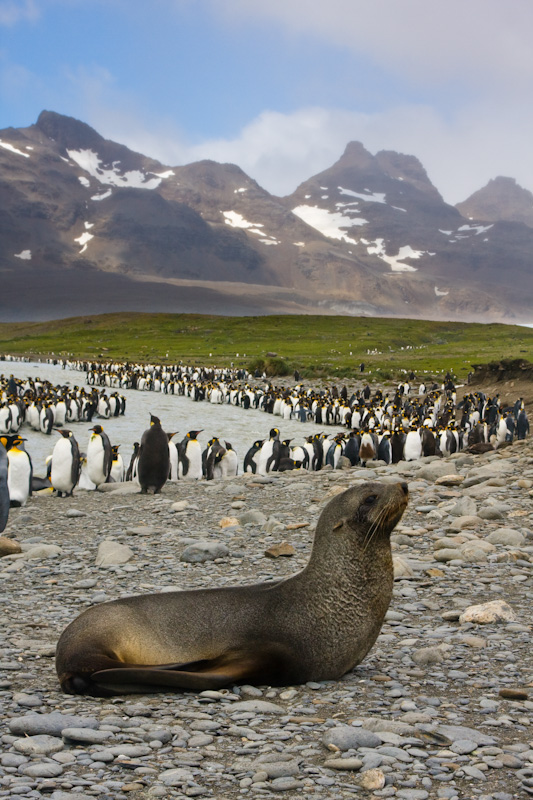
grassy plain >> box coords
[0,313,531,381]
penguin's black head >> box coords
[56,429,71,438]
[90,425,103,434]
[150,414,161,426]
[188,430,203,439]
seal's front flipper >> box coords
[92,647,285,694]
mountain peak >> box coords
[35,110,104,150]
[456,175,533,228]
[335,141,376,171]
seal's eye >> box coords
[364,494,377,506]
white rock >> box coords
[459,599,517,624]
[95,540,134,566]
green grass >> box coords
[0,312,531,382]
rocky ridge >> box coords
[1,438,532,799]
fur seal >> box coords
[56,480,408,696]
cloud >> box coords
[211,0,533,95]
[0,0,39,25]
[89,98,532,206]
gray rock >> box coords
[448,496,477,517]
[323,725,381,750]
[21,544,62,559]
[412,646,446,665]
[51,793,95,800]
[486,528,525,546]
[13,734,65,754]
[180,540,229,562]
[8,713,99,737]
[158,767,194,786]
[238,510,268,525]
[21,761,64,777]
[229,699,285,713]
[435,725,496,745]
[450,738,479,754]
[65,509,87,518]
[62,727,113,744]
[418,462,459,481]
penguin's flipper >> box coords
[91,646,292,694]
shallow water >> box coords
[2,361,333,475]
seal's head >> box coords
[313,481,409,558]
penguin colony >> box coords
[1,363,530,505]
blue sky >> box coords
[1,0,532,203]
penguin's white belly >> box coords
[87,438,106,484]
[51,439,74,492]
[7,452,31,505]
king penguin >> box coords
[167,433,179,480]
[243,440,263,473]
[51,429,81,497]
[137,415,170,494]
[87,425,112,487]
[1,434,32,507]
[257,428,280,475]
[178,430,203,480]
[109,445,125,483]
[221,441,239,477]
[125,442,140,483]
[0,441,9,531]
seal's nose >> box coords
[400,482,409,495]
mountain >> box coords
[456,176,533,229]
[1,110,533,323]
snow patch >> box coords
[439,229,452,236]
[234,187,247,193]
[78,176,90,188]
[338,186,386,204]
[367,239,422,272]
[91,189,112,202]
[392,206,407,212]
[14,250,31,260]
[152,169,175,179]
[292,204,366,244]
[458,223,494,235]
[222,211,278,243]
[435,286,449,297]
[67,149,166,190]
[0,140,30,158]
[293,242,305,247]
[84,221,94,230]
[74,231,94,254]
[26,146,34,151]
[223,211,263,230]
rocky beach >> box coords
[1,438,532,800]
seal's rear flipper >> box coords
[92,648,281,693]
